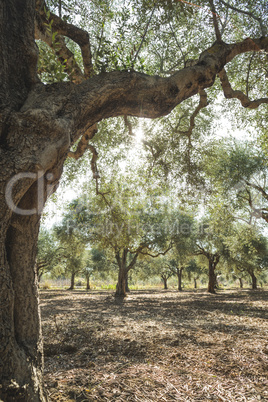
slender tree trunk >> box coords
[194,278,197,289]
[177,267,183,291]
[251,272,257,290]
[162,276,168,290]
[86,275,90,290]
[69,272,75,290]
[38,269,43,283]
[207,260,216,294]
[239,277,243,288]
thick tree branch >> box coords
[23,36,268,149]
[218,68,268,108]
[126,252,139,272]
[36,1,93,78]
[49,13,93,78]
[35,23,85,83]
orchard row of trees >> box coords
[40,137,268,296]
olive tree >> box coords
[0,0,267,399]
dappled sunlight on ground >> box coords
[41,289,268,401]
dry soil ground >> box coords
[40,289,268,401]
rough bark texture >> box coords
[207,256,220,294]
[0,0,267,399]
[115,265,127,298]
[125,274,130,293]
[0,0,38,111]
[0,2,67,399]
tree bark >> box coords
[0,0,38,111]
[0,1,67,394]
[86,275,90,290]
[115,264,127,297]
[177,267,183,291]
[208,260,216,294]
[162,276,168,290]
[0,188,46,401]
[125,273,130,293]
[69,272,75,290]
[38,271,43,283]
[251,272,257,290]
[115,249,138,297]
[239,277,243,288]
[194,278,197,289]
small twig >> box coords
[132,6,156,68]
[219,0,267,36]
[58,0,62,19]
[246,53,255,97]
[209,0,222,42]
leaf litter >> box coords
[40,289,268,401]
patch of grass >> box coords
[41,281,51,290]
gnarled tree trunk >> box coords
[0,2,69,398]
[115,249,138,297]
[0,187,47,401]
[0,1,45,399]
[115,264,128,297]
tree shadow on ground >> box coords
[41,289,268,401]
